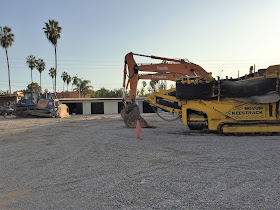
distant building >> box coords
[0,91,24,105]
[52,91,95,99]
[0,95,18,106]
[13,91,24,99]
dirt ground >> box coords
[0,113,280,209]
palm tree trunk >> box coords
[52,78,54,93]
[55,46,57,94]
[31,69,33,83]
[79,83,80,98]
[40,73,42,89]
[5,49,11,95]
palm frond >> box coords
[26,55,36,69]
[0,26,14,49]
[49,67,56,78]
[42,19,61,46]
[36,58,46,73]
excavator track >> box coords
[218,120,280,135]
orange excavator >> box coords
[123,52,212,102]
[121,52,213,127]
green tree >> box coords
[73,79,93,97]
[142,81,147,88]
[72,75,80,95]
[43,19,62,94]
[80,80,93,96]
[26,82,42,92]
[139,81,148,96]
[92,88,123,98]
[147,86,152,94]
[26,55,36,83]
[0,26,14,95]
[49,67,56,93]
[149,79,159,93]
[36,58,45,89]
[139,87,145,97]
[72,75,79,87]
[61,71,68,92]
[66,74,71,92]
[0,90,7,95]
[92,88,109,98]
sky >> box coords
[0,0,280,93]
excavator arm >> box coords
[123,52,211,102]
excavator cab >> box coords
[17,92,40,108]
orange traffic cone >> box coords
[136,120,142,139]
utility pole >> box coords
[76,74,81,98]
[79,80,81,98]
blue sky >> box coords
[0,0,280,92]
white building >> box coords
[58,97,157,115]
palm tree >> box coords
[66,74,71,92]
[72,75,79,93]
[0,26,14,95]
[36,58,45,89]
[26,82,42,92]
[49,67,56,93]
[26,55,36,83]
[142,81,147,88]
[43,19,62,94]
[61,71,68,92]
[150,79,159,93]
[74,79,93,97]
[140,81,147,96]
[72,75,79,86]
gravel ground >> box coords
[0,113,280,209]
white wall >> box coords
[82,102,91,115]
[59,99,146,115]
[138,101,143,114]
[104,101,118,114]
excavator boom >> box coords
[123,52,212,101]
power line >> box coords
[2,56,279,63]
[1,57,123,62]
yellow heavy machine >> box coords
[122,52,280,135]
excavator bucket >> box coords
[121,103,153,128]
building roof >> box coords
[58,97,146,102]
